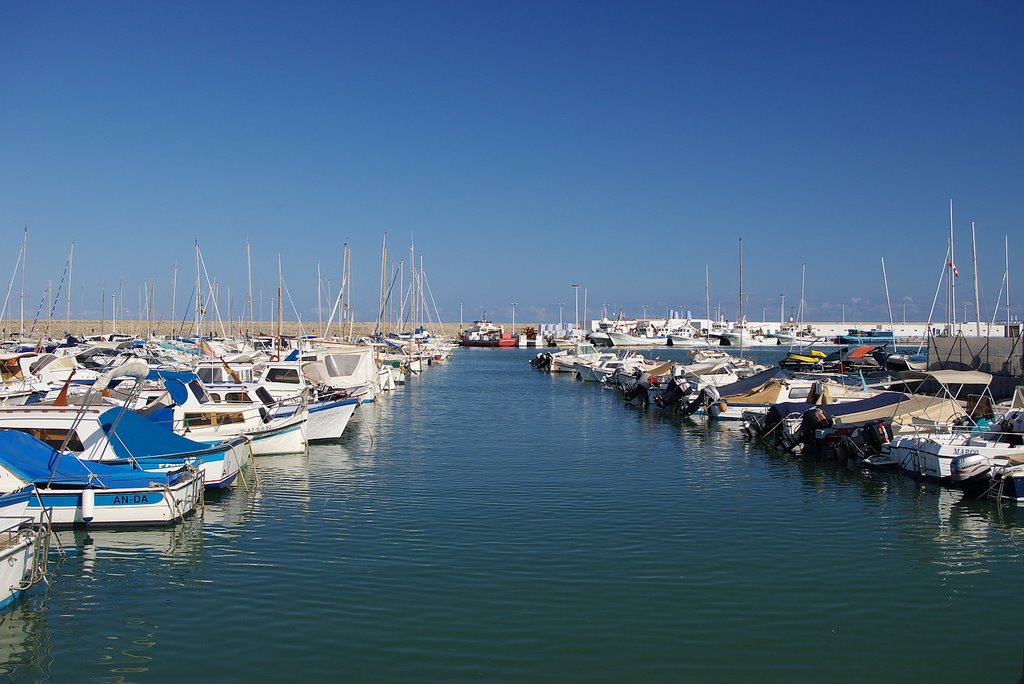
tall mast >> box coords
[171,265,177,331]
[799,261,806,325]
[19,227,26,338]
[971,221,981,336]
[1006,234,1012,325]
[317,262,322,336]
[276,253,282,358]
[194,241,201,338]
[949,199,956,332]
[378,232,388,331]
[149,278,155,338]
[247,241,254,339]
[705,264,710,322]
[881,256,895,347]
[66,242,74,337]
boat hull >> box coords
[307,398,359,442]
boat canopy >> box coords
[99,407,227,459]
[899,370,993,386]
[0,430,171,488]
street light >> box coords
[558,303,565,328]
[511,302,517,335]
[642,304,648,320]
[571,284,580,329]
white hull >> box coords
[247,414,308,455]
[0,525,39,610]
[27,475,204,527]
[306,399,359,442]
[606,331,668,347]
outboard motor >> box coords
[653,376,690,410]
[623,380,649,407]
[860,419,893,455]
[530,352,553,371]
[951,453,994,498]
[780,406,833,453]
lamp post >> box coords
[558,303,564,328]
[571,284,580,329]
[780,293,785,326]
[511,302,517,335]
[642,304,648,320]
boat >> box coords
[144,368,310,456]
[459,321,516,347]
[837,328,896,345]
[718,319,778,347]
[0,430,205,527]
[0,487,49,611]
[605,320,668,347]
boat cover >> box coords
[716,367,792,396]
[0,430,173,488]
[766,392,910,421]
[99,407,225,459]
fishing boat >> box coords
[460,321,516,347]
[0,430,204,527]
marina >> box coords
[0,343,1022,681]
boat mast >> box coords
[246,241,254,340]
[276,253,282,359]
[972,221,981,336]
[20,227,26,339]
[881,256,896,349]
[1006,234,1012,326]
[799,261,806,326]
[317,262,322,337]
[66,242,74,338]
[705,264,710,323]
[737,237,744,356]
[194,241,201,338]
[948,199,956,334]
[378,232,388,333]
[171,265,177,332]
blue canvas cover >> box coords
[99,408,225,460]
[0,430,171,489]
[765,392,910,422]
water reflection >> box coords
[0,602,51,679]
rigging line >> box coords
[176,288,196,339]
[197,247,228,339]
[0,239,25,324]
[280,273,307,339]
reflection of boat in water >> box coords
[0,601,51,679]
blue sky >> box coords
[1,1,1021,331]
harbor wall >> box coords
[928,335,1024,399]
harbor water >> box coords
[2,348,1021,682]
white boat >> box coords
[718,319,778,347]
[0,430,204,527]
[0,486,49,610]
[147,370,308,456]
[605,320,668,347]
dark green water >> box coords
[1,348,1021,682]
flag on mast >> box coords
[949,261,960,277]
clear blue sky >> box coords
[2,1,1021,331]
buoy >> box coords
[81,486,95,525]
[718,401,728,414]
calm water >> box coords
[2,348,1022,682]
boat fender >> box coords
[81,486,95,525]
[269,355,279,362]
[718,401,728,414]
[648,376,660,387]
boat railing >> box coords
[0,513,52,592]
